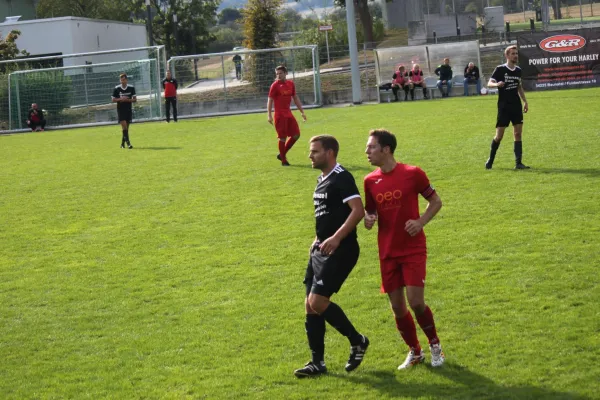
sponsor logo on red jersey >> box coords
[539,34,586,53]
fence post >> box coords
[221,55,228,111]
[8,74,11,131]
[84,68,90,122]
[363,43,369,100]
[16,77,21,129]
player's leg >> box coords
[404,255,444,367]
[403,84,409,100]
[274,118,290,166]
[40,119,46,131]
[165,98,171,123]
[446,80,452,97]
[119,120,128,148]
[124,120,133,149]
[512,110,529,169]
[409,83,415,100]
[392,84,399,101]
[486,109,509,169]
[307,244,369,372]
[295,258,328,378]
[421,83,428,99]
[283,118,300,159]
[464,79,470,96]
[172,98,178,122]
[436,80,443,96]
[476,79,482,95]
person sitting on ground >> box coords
[26,103,46,131]
[463,62,481,96]
[391,65,409,101]
[408,64,428,100]
[435,58,453,98]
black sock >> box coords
[514,141,523,164]
[321,302,361,345]
[489,139,500,162]
[305,314,326,364]
[124,129,130,145]
[121,130,126,145]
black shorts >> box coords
[117,109,132,123]
[304,240,360,297]
[496,104,523,128]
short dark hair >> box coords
[369,129,397,154]
[310,135,339,157]
[275,65,287,73]
[119,73,127,79]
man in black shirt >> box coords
[112,73,137,149]
[486,45,530,170]
[463,62,481,96]
[434,58,453,98]
[294,135,369,378]
[232,54,242,79]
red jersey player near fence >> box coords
[363,128,445,370]
[267,65,306,166]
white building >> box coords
[0,16,148,67]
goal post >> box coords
[167,45,321,119]
[8,59,161,130]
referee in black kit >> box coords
[112,73,137,149]
[485,45,530,170]
[294,135,369,378]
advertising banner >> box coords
[518,28,600,91]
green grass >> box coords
[1,88,599,399]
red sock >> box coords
[395,312,421,353]
[415,305,439,345]
[284,136,298,155]
[278,140,286,162]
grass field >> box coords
[1,88,599,399]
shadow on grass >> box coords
[527,167,600,178]
[135,147,183,151]
[332,363,589,399]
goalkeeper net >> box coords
[168,45,321,119]
[8,59,160,130]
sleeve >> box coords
[338,172,361,204]
[449,67,453,78]
[392,72,397,80]
[112,87,119,98]
[39,110,44,119]
[268,82,277,99]
[162,79,166,88]
[290,82,296,96]
[364,179,376,214]
[131,86,136,97]
[414,167,435,199]
[174,79,178,89]
[475,67,480,80]
[490,66,502,82]
[464,66,469,78]
[434,66,441,76]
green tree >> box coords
[242,0,283,90]
[218,7,243,25]
[36,0,132,21]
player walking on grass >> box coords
[112,73,137,149]
[363,129,445,370]
[485,45,530,170]
[295,135,369,378]
[267,65,306,166]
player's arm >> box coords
[405,192,442,237]
[319,197,365,255]
[518,83,528,112]
[130,87,137,103]
[267,97,274,124]
[292,94,306,121]
[488,68,504,88]
[363,181,378,230]
[111,88,121,102]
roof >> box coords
[0,16,144,27]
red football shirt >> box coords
[364,163,436,260]
[268,80,295,118]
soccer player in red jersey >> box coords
[267,65,306,166]
[363,129,445,370]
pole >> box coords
[580,0,584,23]
[16,78,21,129]
[523,0,526,21]
[325,30,330,64]
[345,0,362,104]
[173,14,179,56]
[453,0,459,33]
[221,55,228,111]
[84,68,90,121]
[8,74,11,130]
[146,0,153,46]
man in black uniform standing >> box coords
[294,135,369,378]
[486,45,530,170]
[112,73,137,149]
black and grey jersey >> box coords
[313,164,361,242]
[112,84,136,112]
[491,64,522,106]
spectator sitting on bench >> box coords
[26,103,46,131]
[435,58,453,98]
[391,65,409,101]
[408,64,428,100]
[463,62,481,96]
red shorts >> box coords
[380,253,427,293]
[274,115,300,139]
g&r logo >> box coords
[376,190,403,209]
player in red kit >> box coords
[267,65,306,166]
[363,129,445,370]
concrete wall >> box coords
[425,13,477,38]
[379,0,424,29]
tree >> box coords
[218,8,243,25]
[0,30,28,63]
[36,0,132,21]
[281,8,303,32]
[321,0,376,46]
[242,0,283,89]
